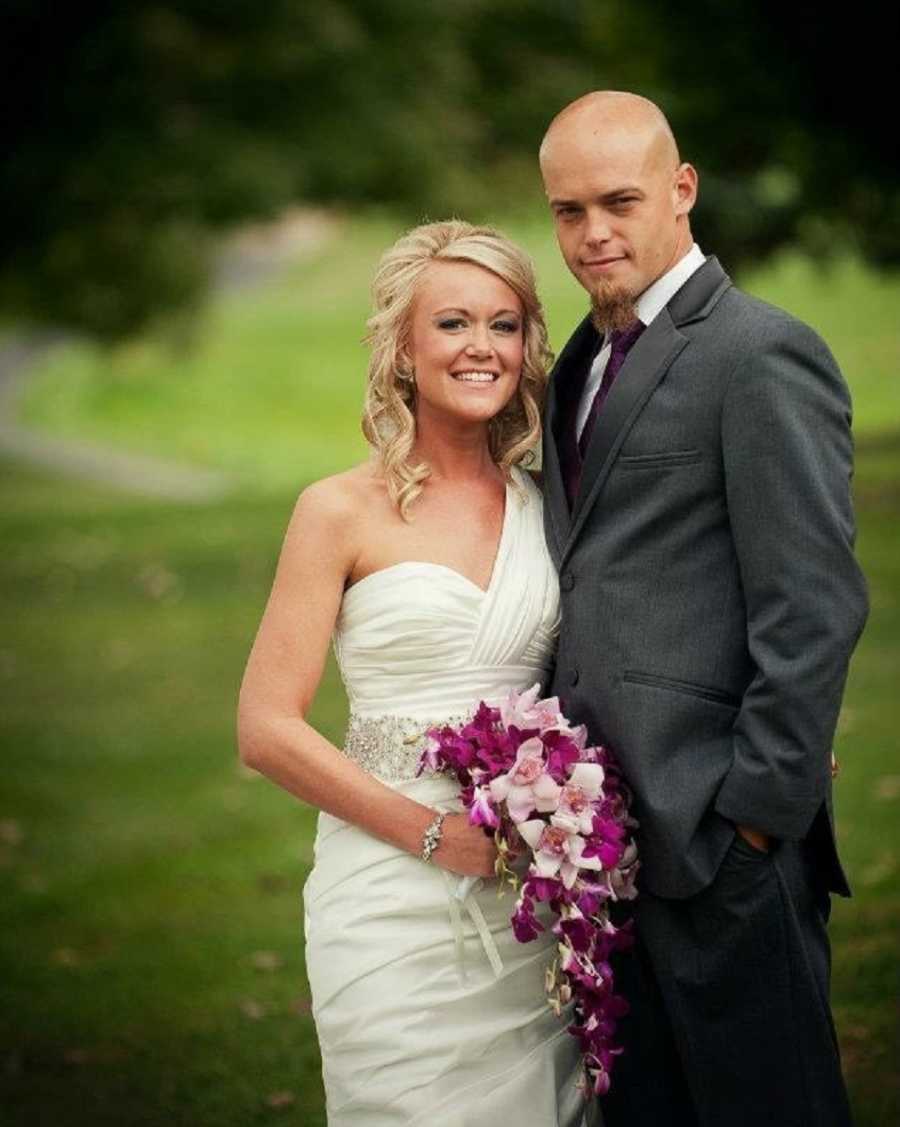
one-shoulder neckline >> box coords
[344,470,527,602]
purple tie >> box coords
[577,319,646,458]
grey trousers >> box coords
[602,833,853,1126]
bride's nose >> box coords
[465,327,494,357]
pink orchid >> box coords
[517,820,606,889]
[499,683,553,731]
[550,763,606,835]
[417,734,443,776]
[499,684,588,747]
[489,737,561,823]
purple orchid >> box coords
[582,814,627,870]
[524,875,565,903]
[511,895,544,941]
[469,785,500,829]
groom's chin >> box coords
[590,286,638,333]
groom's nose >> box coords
[583,207,613,246]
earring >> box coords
[398,366,415,385]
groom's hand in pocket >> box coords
[736,824,771,853]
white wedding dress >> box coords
[302,467,596,1126]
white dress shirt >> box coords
[575,243,707,440]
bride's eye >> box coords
[436,317,467,331]
[492,319,521,334]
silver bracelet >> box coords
[420,810,446,863]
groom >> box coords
[539,92,868,1125]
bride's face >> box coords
[406,260,524,429]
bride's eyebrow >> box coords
[432,307,521,318]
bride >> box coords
[238,220,596,1125]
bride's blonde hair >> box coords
[362,220,552,520]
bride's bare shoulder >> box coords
[279,463,387,578]
[294,461,387,528]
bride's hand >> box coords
[433,813,498,878]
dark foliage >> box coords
[2,1,897,338]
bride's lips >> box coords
[450,370,500,384]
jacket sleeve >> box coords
[714,319,868,839]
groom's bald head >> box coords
[539,91,697,323]
[540,91,680,173]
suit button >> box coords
[569,668,580,686]
[561,572,575,591]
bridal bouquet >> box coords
[417,684,639,1097]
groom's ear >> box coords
[673,163,698,215]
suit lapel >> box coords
[560,256,733,563]
[542,314,597,565]
[541,395,567,568]
[564,310,688,554]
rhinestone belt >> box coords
[342,710,471,782]
[341,709,506,982]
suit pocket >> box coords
[617,449,702,469]
[623,670,740,709]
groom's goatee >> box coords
[590,284,638,334]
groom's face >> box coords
[541,124,695,307]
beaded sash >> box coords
[341,709,505,981]
[342,710,471,782]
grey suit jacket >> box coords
[543,256,868,899]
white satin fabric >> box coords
[303,468,596,1125]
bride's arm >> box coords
[237,476,496,878]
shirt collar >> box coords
[635,243,706,327]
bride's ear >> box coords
[395,333,415,377]
[395,352,417,404]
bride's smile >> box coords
[407,258,524,427]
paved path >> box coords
[0,336,234,501]
[0,208,333,501]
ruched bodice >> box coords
[333,467,560,721]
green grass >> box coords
[20,216,900,494]
[0,471,331,1122]
[0,470,337,1125]
[3,219,899,1124]
[1,444,897,1126]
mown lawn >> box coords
[2,218,898,1125]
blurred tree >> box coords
[2,0,897,339]
[636,0,900,271]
